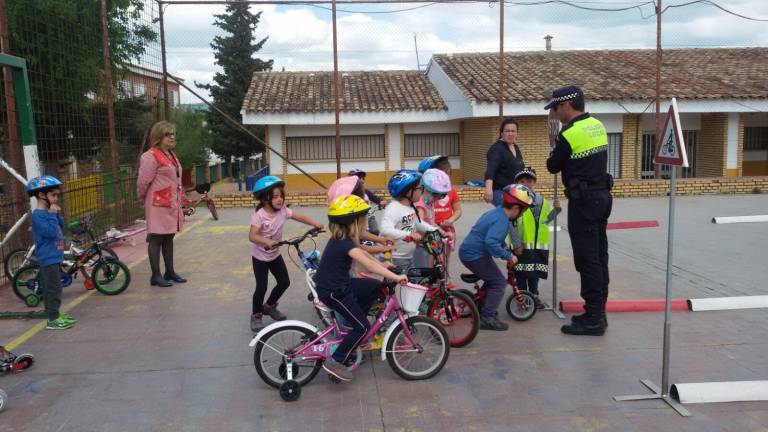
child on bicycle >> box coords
[249,176,324,332]
[418,156,462,281]
[316,194,407,382]
[327,176,393,256]
[459,184,534,331]
[413,168,452,269]
[28,175,76,330]
[379,170,439,270]
[512,167,561,308]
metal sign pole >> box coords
[541,112,565,318]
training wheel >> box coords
[279,380,301,402]
[24,294,40,308]
[12,354,35,373]
[0,388,7,412]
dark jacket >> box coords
[484,140,524,190]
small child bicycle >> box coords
[455,261,537,321]
[0,346,35,412]
[250,230,450,401]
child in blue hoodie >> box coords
[459,184,533,331]
[28,175,75,330]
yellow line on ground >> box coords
[3,217,209,351]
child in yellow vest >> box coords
[510,167,561,308]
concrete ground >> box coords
[1,194,767,431]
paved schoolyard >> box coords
[1,194,767,431]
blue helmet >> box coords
[417,155,448,173]
[387,170,421,199]
[27,175,63,197]
[252,175,285,197]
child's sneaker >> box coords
[250,313,264,332]
[323,357,353,382]
[60,313,77,324]
[262,304,287,321]
[46,316,75,330]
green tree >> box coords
[173,108,210,168]
[4,0,157,165]
[196,2,272,160]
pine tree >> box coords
[197,2,273,160]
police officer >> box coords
[546,86,612,336]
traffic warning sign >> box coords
[654,98,689,167]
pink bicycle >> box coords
[249,278,450,401]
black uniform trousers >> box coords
[567,189,612,315]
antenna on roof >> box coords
[545,35,553,51]
[414,33,422,71]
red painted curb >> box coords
[607,220,660,230]
[559,299,690,313]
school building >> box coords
[241,47,768,191]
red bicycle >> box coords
[454,262,537,321]
[182,183,219,221]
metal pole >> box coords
[332,0,341,178]
[661,165,676,395]
[498,0,504,121]
[654,0,662,179]
[158,0,171,119]
[100,0,124,225]
[0,0,26,222]
[413,33,421,71]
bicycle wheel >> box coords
[5,248,34,279]
[12,265,42,306]
[254,325,322,389]
[206,199,219,221]
[386,316,449,380]
[0,388,7,412]
[506,291,537,321]
[426,290,478,348]
[92,259,131,295]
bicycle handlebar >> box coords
[267,227,325,250]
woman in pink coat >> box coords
[137,121,186,287]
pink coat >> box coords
[137,148,184,235]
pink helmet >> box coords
[421,168,452,195]
[327,176,363,205]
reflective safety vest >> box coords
[512,197,554,278]
[562,115,608,159]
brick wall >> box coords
[216,176,768,208]
[698,113,728,177]
[621,114,641,180]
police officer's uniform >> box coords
[546,86,613,335]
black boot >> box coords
[562,312,606,336]
[571,311,608,328]
[164,273,187,283]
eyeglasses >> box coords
[165,132,176,138]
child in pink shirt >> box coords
[248,176,323,332]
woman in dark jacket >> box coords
[484,118,525,206]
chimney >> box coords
[544,35,553,51]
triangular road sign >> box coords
[654,98,689,167]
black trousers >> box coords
[319,279,382,365]
[251,256,291,314]
[567,189,612,315]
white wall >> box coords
[639,113,701,133]
[403,157,461,171]
[286,160,385,174]
[591,114,623,134]
[727,113,740,169]
[403,121,460,134]
[267,125,284,173]
[387,124,402,171]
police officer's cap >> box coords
[514,167,537,182]
[544,85,583,110]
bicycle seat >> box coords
[460,273,481,284]
[194,183,211,194]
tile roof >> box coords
[242,70,446,113]
[431,48,768,103]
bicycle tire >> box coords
[4,248,34,280]
[11,264,42,306]
[207,199,219,221]
[426,290,478,348]
[254,325,322,388]
[92,259,131,296]
[385,316,449,381]
[506,291,537,321]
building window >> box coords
[286,135,384,161]
[607,133,622,179]
[134,82,146,97]
[641,130,698,179]
[404,133,459,158]
[118,80,131,98]
[171,90,179,106]
[744,127,768,150]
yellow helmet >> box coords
[328,194,370,225]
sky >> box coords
[156,0,768,104]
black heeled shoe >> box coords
[150,276,172,287]
[164,273,187,283]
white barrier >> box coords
[688,295,768,311]
[712,215,768,224]
[671,381,768,404]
